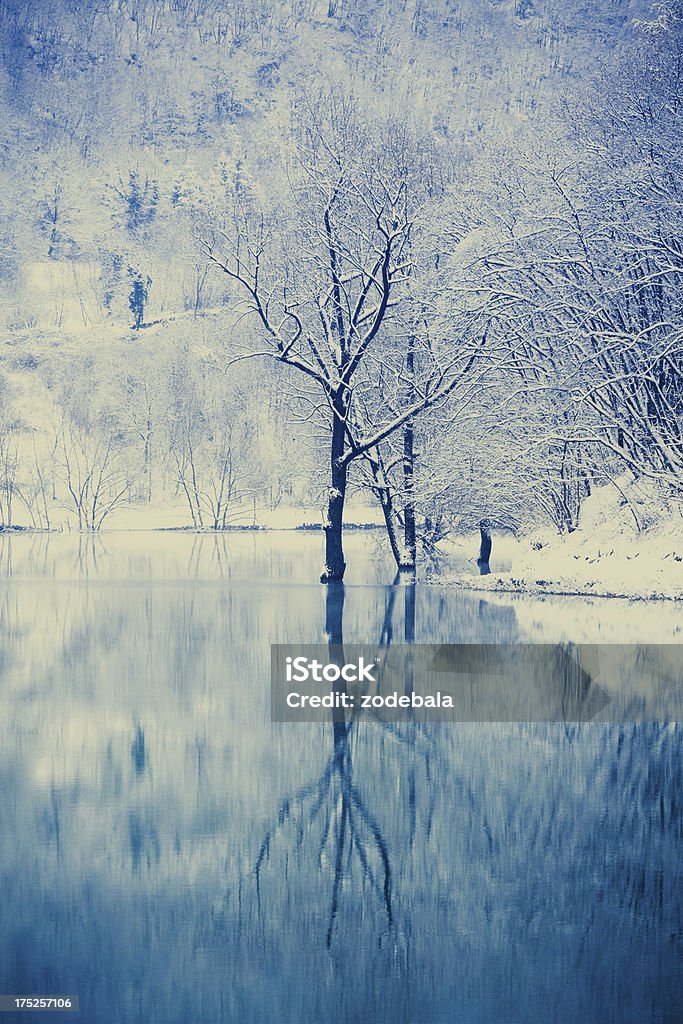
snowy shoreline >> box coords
[1,480,681,603]
[434,573,682,603]
[437,479,683,603]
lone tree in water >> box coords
[203,95,484,581]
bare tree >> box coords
[203,95,487,580]
[166,360,254,529]
[56,410,136,530]
[0,423,18,527]
[14,433,53,530]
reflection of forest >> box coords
[0,538,681,1022]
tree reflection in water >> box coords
[255,575,425,948]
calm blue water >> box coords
[0,533,681,1024]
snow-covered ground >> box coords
[440,478,683,601]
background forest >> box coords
[0,0,680,577]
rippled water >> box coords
[0,533,681,1023]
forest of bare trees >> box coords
[0,0,680,580]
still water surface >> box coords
[0,533,681,1023]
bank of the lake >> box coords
[438,478,683,602]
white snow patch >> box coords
[441,477,683,601]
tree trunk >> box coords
[321,395,347,583]
[478,519,492,570]
[144,418,152,502]
[402,420,416,574]
[368,452,414,573]
[378,486,403,568]
[402,335,417,573]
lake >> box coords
[0,532,681,1023]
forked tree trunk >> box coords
[378,487,403,568]
[368,450,414,574]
